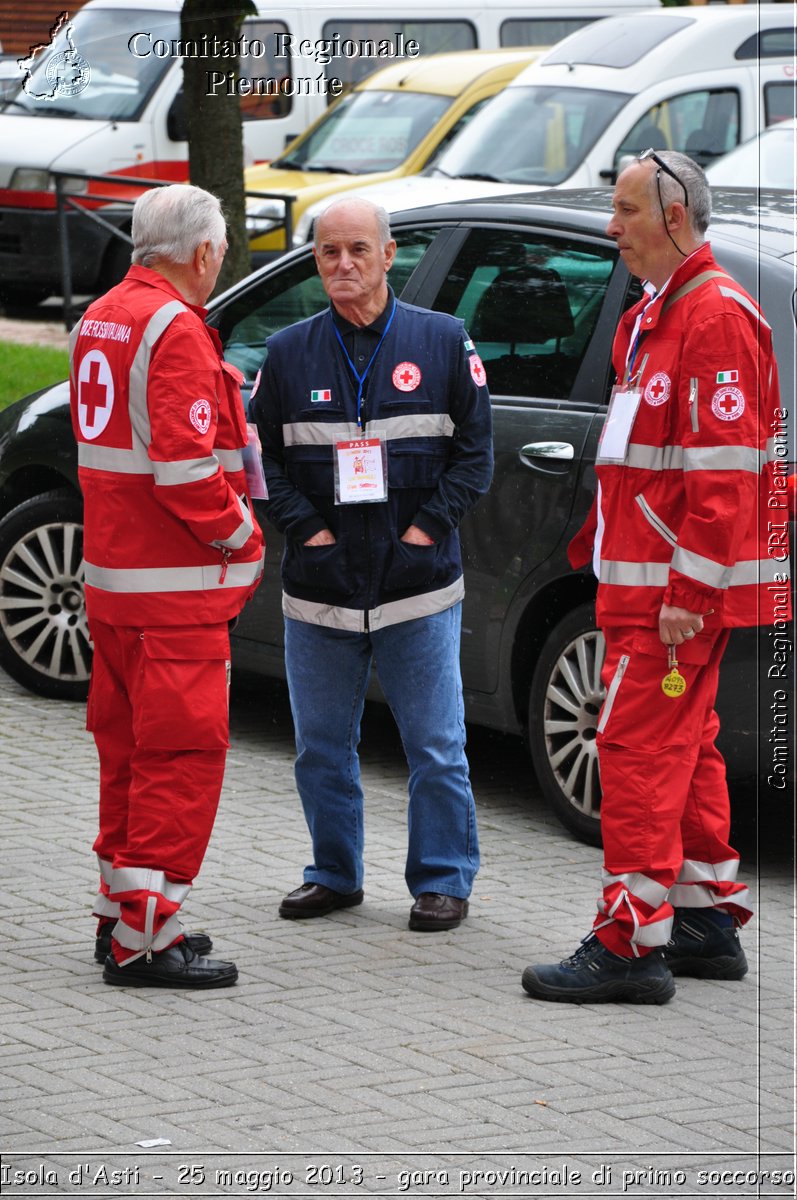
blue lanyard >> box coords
[330,298,397,430]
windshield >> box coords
[430,85,629,186]
[276,89,451,174]
[2,8,179,121]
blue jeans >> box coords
[284,603,479,899]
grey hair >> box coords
[647,150,712,236]
[131,183,227,267]
[313,195,392,248]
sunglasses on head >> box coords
[638,148,689,208]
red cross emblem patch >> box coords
[469,353,487,387]
[77,350,114,440]
[392,361,422,392]
[190,398,212,434]
[711,386,745,422]
[644,371,671,407]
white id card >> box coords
[596,386,642,465]
[334,437,388,504]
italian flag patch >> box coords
[464,339,475,351]
[311,389,331,403]
[716,370,738,384]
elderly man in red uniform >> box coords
[522,150,788,1004]
[70,184,264,988]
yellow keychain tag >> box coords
[662,646,687,698]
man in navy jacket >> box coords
[252,196,493,930]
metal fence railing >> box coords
[52,169,296,327]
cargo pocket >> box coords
[133,626,231,750]
[384,536,444,592]
[597,653,630,736]
[282,535,353,598]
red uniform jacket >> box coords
[570,243,790,629]
[69,266,264,626]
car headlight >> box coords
[10,168,51,190]
[9,169,89,193]
[245,197,286,238]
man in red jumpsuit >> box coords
[522,150,789,1004]
[70,184,264,988]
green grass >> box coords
[0,340,69,412]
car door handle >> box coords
[519,441,575,462]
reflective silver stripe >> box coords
[719,285,771,329]
[111,868,192,904]
[670,546,731,589]
[79,442,152,473]
[636,494,677,547]
[683,445,766,474]
[283,420,359,446]
[97,855,113,887]
[596,652,629,734]
[601,560,670,587]
[85,558,262,593]
[601,556,787,589]
[216,448,244,472]
[689,377,699,434]
[282,576,465,633]
[676,857,740,885]
[368,413,456,441]
[78,299,187,476]
[369,576,464,630]
[282,412,456,448]
[624,443,765,474]
[633,914,674,948]
[601,868,669,908]
[668,883,752,914]
[153,456,220,487]
[625,443,684,471]
[93,893,120,919]
[113,913,184,959]
[212,494,254,551]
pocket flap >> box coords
[141,627,230,661]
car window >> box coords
[277,90,451,173]
[214,228,442,380]
[615,90,740,169]
[434,85,629,186]
[765,82,797,125]
[431,228,615,399]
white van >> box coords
[300,4,796,242]
[0,0,656,302]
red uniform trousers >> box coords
[87,618,231,965]
[593,625,752,958]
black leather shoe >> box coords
[409,893,469,931]
[102,940,238,988]
[94,925,212,964]
[279,883,364,919]
[522,934,675,1004]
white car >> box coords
[706,119,797,190]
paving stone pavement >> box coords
[0,662,794,1199]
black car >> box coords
[0,187,793,844]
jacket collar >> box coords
[124,264,208,320]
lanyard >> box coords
[330,298,397,430]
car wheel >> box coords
[0,490,90,701]
[528,602,605,846]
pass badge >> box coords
[597,385,642,465]
[335,437,387,504]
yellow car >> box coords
[245,47,544,261]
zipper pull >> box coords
[219,548,231,584]
[146,947,152,963]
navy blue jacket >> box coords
[251,294,493,631]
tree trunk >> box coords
[180,0,256,296]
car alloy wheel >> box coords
[529,602,605,846]
[0,490,90,700]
